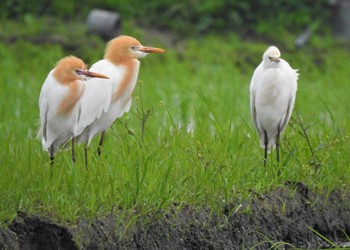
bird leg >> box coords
[264,130,268,167]
[97,131,106,156]
[49,145,55,166]
[84,143,89,168]
[276,125,281,164]
[276,125,281,175]
[71,137,76,164]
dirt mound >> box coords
[2,183,350,249]
[8,211,76,250]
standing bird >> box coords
[249,46,298,167]
[39,56,109,165]
[76,35,165,165]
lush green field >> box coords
[0,17,350,226]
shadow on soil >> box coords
[1,183,350,249]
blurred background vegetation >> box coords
[1,0,330,37]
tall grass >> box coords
[0,18,350,225]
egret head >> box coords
[105,35,165,64]
[263,46,281,65]
[53,56,108,84]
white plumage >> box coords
[38,56,108,164]
[39,71,80,154]
[76,59,139,145]
[75,36,165,165]
[250,46,298,165]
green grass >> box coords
[0,17,350,226]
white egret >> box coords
[39,56,109,165]
[76,35,165,165]
[249,46,298,166]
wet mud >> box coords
[2,183,350,249]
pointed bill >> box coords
[78,70,109,79]
[139,46,165,53]
[269,57,280,63]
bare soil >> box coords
[1,183,350,249]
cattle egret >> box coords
[76,35,165,165]
[249,46,298,167]
[39,56,109,165]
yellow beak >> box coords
[79,70,109,79]
[139,46,165,53]
[269,57,280,63]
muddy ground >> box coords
[1,183,350,249]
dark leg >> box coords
[71,137,76,164]
[276,125,281,164]
[264,130,268,167]
[276,125,281,175]
[84,143,89,167]
[97,131,106,156]
[50,145,55,166]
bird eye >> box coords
[130,45,137,50]
[74,69,81,74]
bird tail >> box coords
[294,69,300,80]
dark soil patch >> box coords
[2,184,350,249]
[8,212,76,250]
